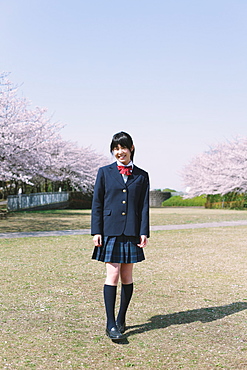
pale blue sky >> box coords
[1,0,247,190]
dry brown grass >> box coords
[1,209,247,369]
[150,207,247,225]
[2,207,247,233]
[0,210,91,233]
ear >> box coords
[131,145,135,152]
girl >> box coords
[91,131,150,341]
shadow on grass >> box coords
[114,301,247,344]
[129,301,247,335]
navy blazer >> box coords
[91,162,150,238]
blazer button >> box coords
[122,200,126,204]
[122,212,126,216]
[122,189,126,192]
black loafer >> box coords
[106,326,124,341]
[116,321,126,334]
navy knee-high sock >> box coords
[117,283,133,325]
[103,284,117,329]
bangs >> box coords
[110,132,133,152]
[110,136,131,151]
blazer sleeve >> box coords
[139,172,150,237]
[91,167,105,235]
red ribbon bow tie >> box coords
[117,165,132,176]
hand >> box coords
[93,234,102,247]
[137,235,148,248]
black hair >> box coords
[110,131,135,161]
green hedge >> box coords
[162,195,206,207]
[206,192,247,209]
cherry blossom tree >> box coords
[41,138,107,193]
[0,74,60,182]
[182,137,247,198]
[0,73,108,195]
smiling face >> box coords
[113,144,134,165]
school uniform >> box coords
[91,161,150,263]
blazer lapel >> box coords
[109,162,125,186]
[126,166,140,187]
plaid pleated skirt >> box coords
[92,235,145,263]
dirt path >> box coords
[1,219,247,238]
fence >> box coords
[7,192,69,211]
[8,190,173,211]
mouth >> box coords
[117,153,126,159]
[115,151,129,164]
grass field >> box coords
[2,207,247,233]
[1,208,247,369]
